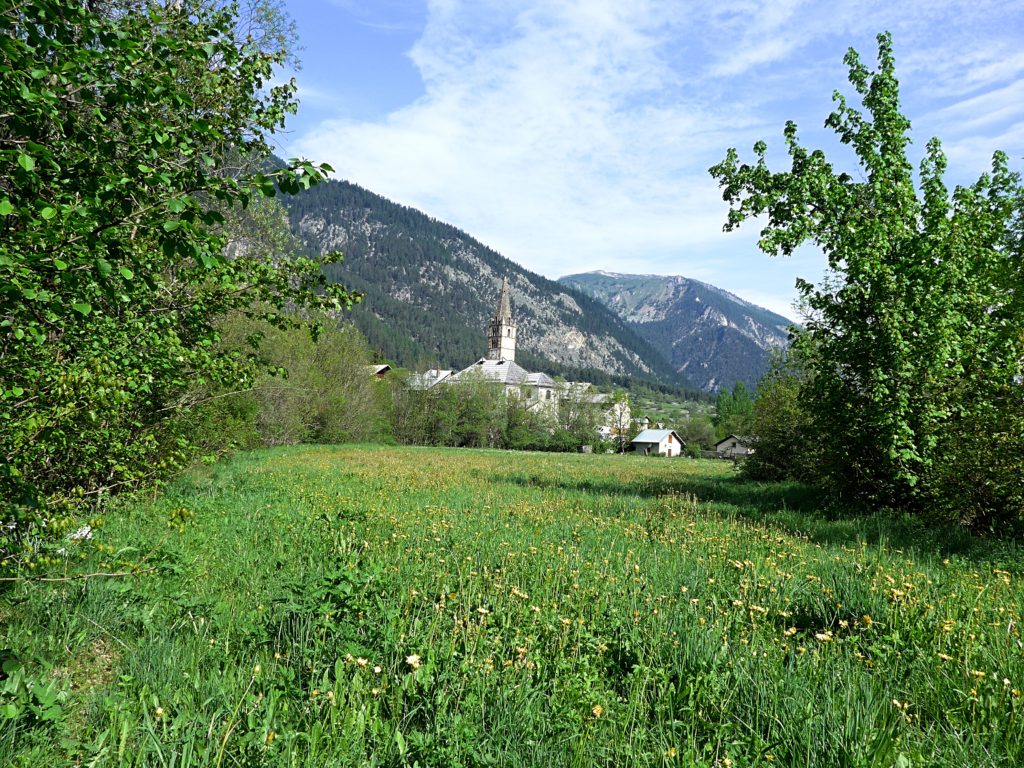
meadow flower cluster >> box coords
[1,445,1021,765]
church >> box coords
[410,277,557,409]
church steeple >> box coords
[486,276,516,361]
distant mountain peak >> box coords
[559,271,794,392]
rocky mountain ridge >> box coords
[558,271,795,391]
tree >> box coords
[710,32,1023,523]
[741,349,818,482]
[676,416,716,453]
[554,382,601,449]
[607,390,634,452]
[0,0,355,561]
[713,382,753,438]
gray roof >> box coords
[714,434,754,448]
[408,369,452,389]
[631,429,682,444]
[452,358,530,385]
[525,372,555,388]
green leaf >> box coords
[162,220,180,232]
[72,303,92,316]
[11,387,24,397]
[119,267,134,280]
[96,259,112,279]
[18,154,35,172]
[40,206,56,220]
[54,259,68,270]
[0,199,13,216]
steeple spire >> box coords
[486,276,517,361]
[496,276,512,324]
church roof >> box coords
[453,358,530,385]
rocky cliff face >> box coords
[283,181,684,386]
[558,272,796,391]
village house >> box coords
[631,428,684,457]
[408,367,453,389]
[365,364,392,379]
[715,434,755,458]
[559,383,631,442]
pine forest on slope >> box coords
[283,177,791,393]
[283,179,691,391]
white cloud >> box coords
[289,0,1024,316]
[926,80,1024,136]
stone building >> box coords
[450,276,555,407]
[410,277,643,435]
[411,277,555,409]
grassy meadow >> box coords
[2,445,1022,766]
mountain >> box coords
[558,271,796,392]
[282,181,693,391]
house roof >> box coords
[714,434,754,449]
[408,369,452,389]
[366,364,392,376]
[631,429,682,444]
[525,372,555,388]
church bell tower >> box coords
[486,276,516,362]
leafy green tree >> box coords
[0,0,354,559]
[676,416,716,453]
[554,382,601,449]
[713,382,753,438]
[452,373,504,448]
[503,389,546,450]
[713,388,733,429]
[742,350,818,482]
[607,390,633,452]
[711,33,1023,523]
[204,314,386,448]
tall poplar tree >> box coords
[710,33,1023,524]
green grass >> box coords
[2,445,1022,766]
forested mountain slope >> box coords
[283,180,690,389]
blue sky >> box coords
[275,0,1024,319]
